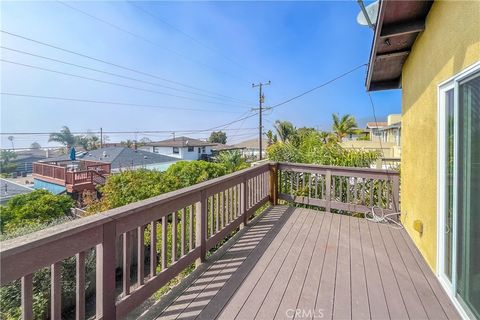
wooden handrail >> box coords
[0,162,400,319]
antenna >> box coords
[356,0,379,30]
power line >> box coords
[128,1,267,80]
[1,58,251,109]
[0,127,259,136]
[0,92,245,114]
[0,30,252,104]
[269,63,367,110]
[252,81,271,160]
[1,46,252,107]
[57,1,250,83]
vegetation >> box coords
[214,150,249,173]
[331,113,359,142]
[49,126,101,151]
[267,118,380,167]
[0,150,17,174]
[88,161,227,213]
[0,190,78,320]
[0,189,74,234]
[273,120,297,142]
[265,129,278,146]
[30,142,41,149]
[208,131,227,144]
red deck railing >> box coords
[1,162,399,319]
[33,160,111,188]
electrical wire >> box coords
[0,92,245,114]
[57,1,251,83]
[1,46,253,107]
[1,59,251,109]
[269,63,367,110]
[0,30,251,104]
[128,1,267,81]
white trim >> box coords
[436,62,480,320]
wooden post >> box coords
[21,274,33,320]
[195,191,207,267]
[76,252,86,320]
[96,221,116,319]
[51,262,61,320]
[392,175,400,213]
[325,170,332,212]
[269,163,278,206]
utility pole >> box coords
[252,81,271,160]
[100,127,103,148]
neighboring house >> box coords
[366,121,387,140]
[233,138,268,160]
[49,147,179,172]
[33,147,178,196]
[344,128,370,141]
[0,178,34,205]
[210,143,245,157]
[139,136,215,160]
[378,114,401,146]
[9,148,62,174]
[341,114,402,159]
[366,0,479,318]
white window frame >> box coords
[437,61,480,320]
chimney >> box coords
[45,149,49,158]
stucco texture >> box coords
[401,0,480,270]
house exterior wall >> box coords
[140,146,212,160]
[401,0,480,270]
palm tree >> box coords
[273,120,296,142]
[7,136,14,150]
[332,114,359,142]
[215,150,246,173]
[49,126,77,148]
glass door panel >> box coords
[456,74,480,319]
[444,89,454,282]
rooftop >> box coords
[45,147,178,170]
[0,178,33,204]
[234,138,269,150]
[366,121,388,128]
[144,136,215,148]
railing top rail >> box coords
[0,162,271,257]
[277,162,399,176]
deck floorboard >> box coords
[146,206,459,320]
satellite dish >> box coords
[357,1,379,27]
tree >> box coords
[265,130,277,146]
[273,120,297,142]
[0,150,17,174]
[7,136,14,150]
[215,150,249,173]
[267,129,380,167]
[332,114,359,142]
[49,126,77,148]
[30,142,41,149]
[0,189,74,234]
[209,131,227,144]
[121,139,134,148]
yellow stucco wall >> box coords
[401,0,480,270]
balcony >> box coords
[32,160,111,193]
[0,163,459,319]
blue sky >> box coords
[0,1,401,148]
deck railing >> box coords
[33,160,111,187]
[0,162,399,319]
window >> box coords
[438,62,479,319]
[153,147,158,153]
[201,147,206,153]
[188,146,194,152]
[173,147,179,154]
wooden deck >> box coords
[145,206,460,320]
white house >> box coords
[139,136,215,160]
[233,138,268,160]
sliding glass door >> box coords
[438,64,479,319]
